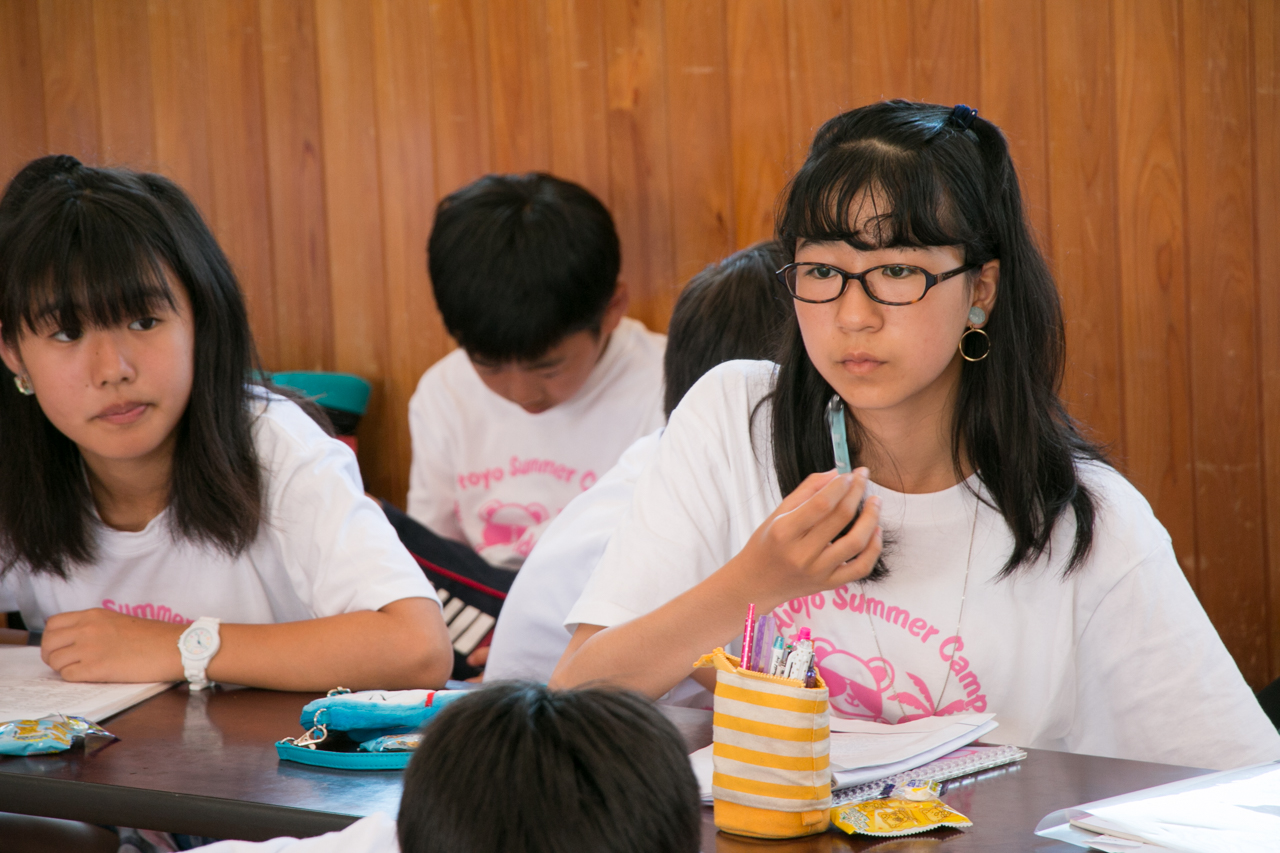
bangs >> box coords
[779,140,983,256]
[1,193,177,341]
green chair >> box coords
[271,371,371,446]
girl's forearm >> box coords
[551,557,771,698]
[207,598,452,691]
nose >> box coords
[833,276,883,333]
[87,330,136,388]
[506,375,549,412]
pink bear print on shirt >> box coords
[812,637,897,722]
[812,634,973,722]
[477,500,549,556]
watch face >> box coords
[183,627,215,657]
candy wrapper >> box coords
[359,733,422,753]
[0,715,116,756]
[831,780,972,837]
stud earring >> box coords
[13,373,34,395]
[968,306,987,325]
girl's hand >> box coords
[724,468,883,611]
[41,608,185,683]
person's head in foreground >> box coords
[398,682,701,853]
[663,240,790,418]
[427,172,627,415]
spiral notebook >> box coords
[830,744,1028,805]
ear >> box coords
[597,281,630,337]
[970,260,999,327]
[0,324,25,378]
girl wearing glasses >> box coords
[553,100,1280,771]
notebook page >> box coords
[0,645,173,723]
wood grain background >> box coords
[2,0,1278,689]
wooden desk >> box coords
[0,685,1209,850]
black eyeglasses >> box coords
[775,261,981,306]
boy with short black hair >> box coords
[407,173,665,570]
[485,242,791,685]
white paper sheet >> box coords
[0,645,173,723]
[828,713,996,770]
[1035,760,1280,853]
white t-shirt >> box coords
[486,430,662,682]
[0,394,438,628]
[200,813,398,853]
[406,316,666,570]
[567,360,1280,771]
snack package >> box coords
[359,733,423,753]
[831,781,971,837]
[0,715,115,756]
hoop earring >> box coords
[959,327,990,362]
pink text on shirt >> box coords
[102,598,194,624]
[770,585,987,723]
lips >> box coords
[840,353,885,375]
[95,402,150,425]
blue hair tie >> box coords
[950,104,978,131]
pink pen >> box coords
[741,604,756,671]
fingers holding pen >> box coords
[805,467,872,546]
[825,499,883,587]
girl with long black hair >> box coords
[553,101,1279,770]
[0,157,451,691]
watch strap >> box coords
[179,616,221,691]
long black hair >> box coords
[0,157,266,578]
[771,101,1104,577]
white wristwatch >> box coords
[178,617,222,690]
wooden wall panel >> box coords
[258,0,332,373]
[93,0,155,169]
[204,0,278,368]
[371,0,444,510]
[314,0,395,497]
[790,0,853,157]
[1181,0,1267,685]
[908,0,980,106]
[848,0,912,107]
[38,0,101,162]
[1043,0,1125,455]
[664,0,734,284]
[1112,0,1198,588]
[147,0,213,218]
[427,0,492,196]
[603,0,675,330]
[726,0,789,247]
[978,0,1050,241]
[0,0,46,183]
[1255,0,1280,687]
[545,0,610,204]
[488,0,552,173]
[3,0,1277,685]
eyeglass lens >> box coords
[787,263,928,304]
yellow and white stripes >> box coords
[695,649,833,838]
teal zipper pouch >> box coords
[276,687,468,771]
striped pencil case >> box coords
[694,647,832,839]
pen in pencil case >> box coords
[740,604,756,671]
[783,628,814,682]
[752,613,777,672]
[768,635,786,676]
